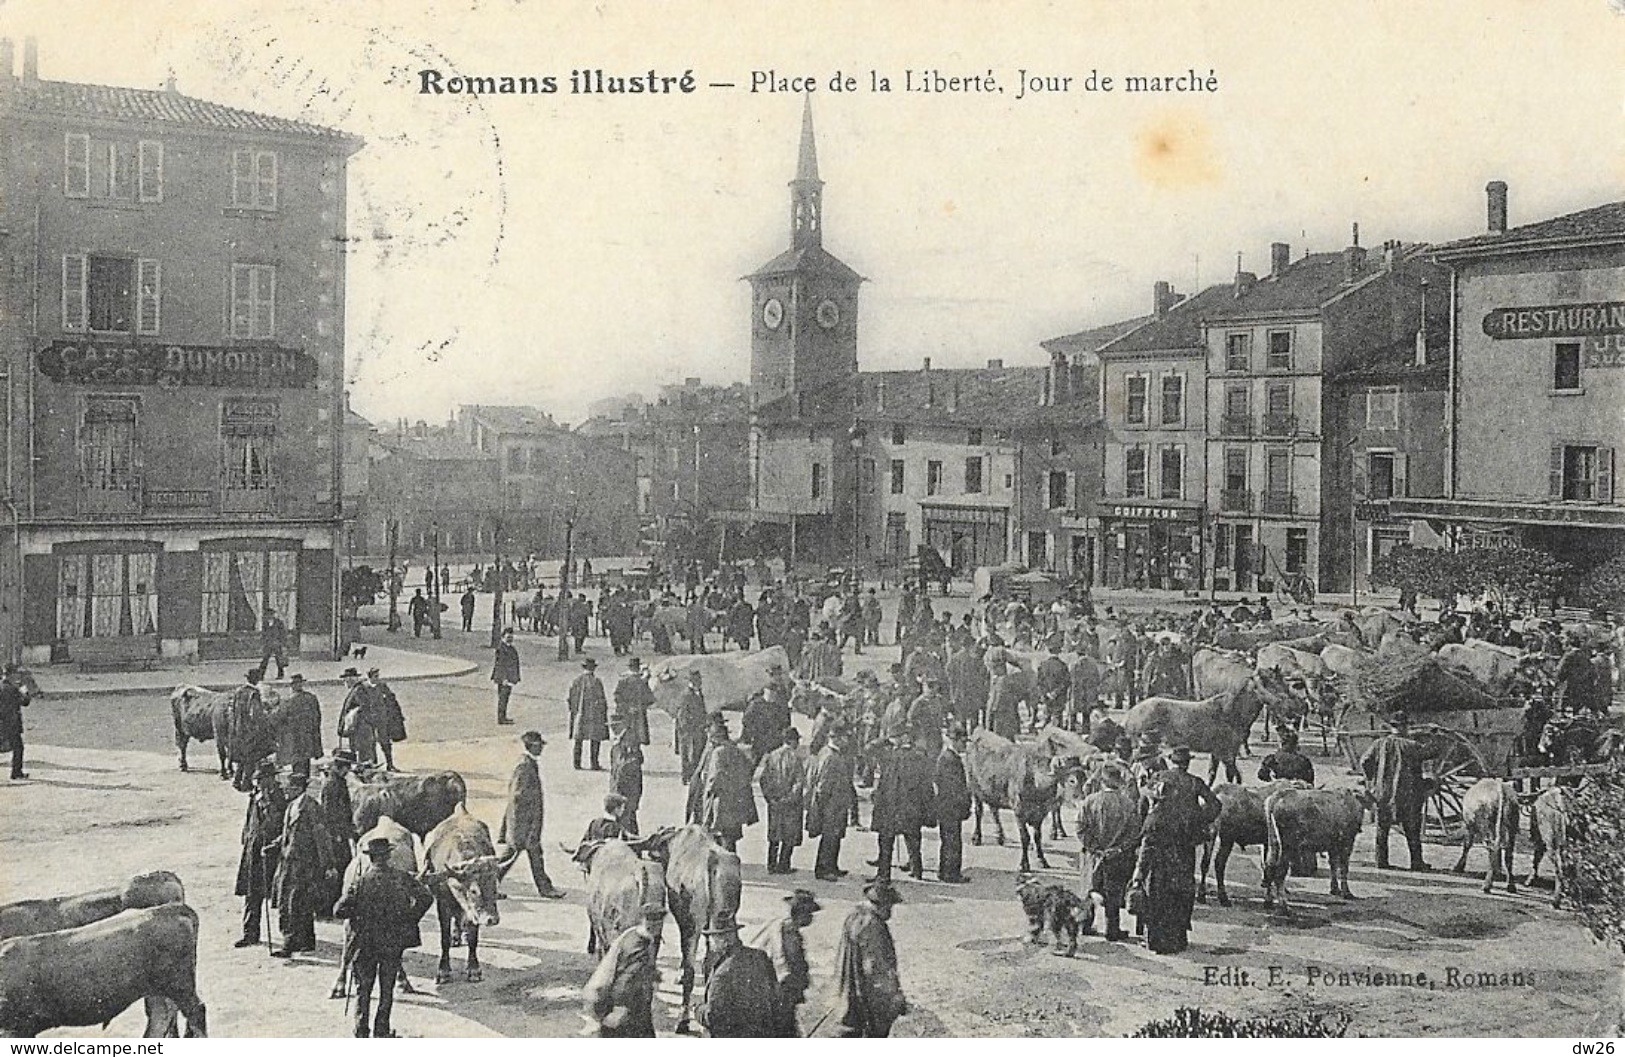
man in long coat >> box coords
[273,770,334,957]
[228,668,273,790]
[686,597,710,654]
[871,735,933,881]
[499,730,565,899]
[741,684,791,764]
[1359,711,1436,871]
[833,881,908,1037]
[1035,647,1072,731]
[689,715,757,851]
[605,594,635,656]
[491,627,521,725]
[806,728,856,881]
[673,670,709,785]
[366,667,407,771]
[609,715,646,836]
[757,727,806,874]
[906,678,946,761]
[1070,654,1102,728]
[934,724,972,883]
[612,659,654,747]
[235,758,286,948]
[0,664,30,781]
[337,668,381,765]
[1128,776,1195,954]
[568,658,610,771]
[272,674,323,777]
[333,837,435,1038]
[945,641,988,730]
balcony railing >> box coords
[78,476,143,516]
[1261,412,1299,436]
[1261,490,1296,515]
[1219,487,1253,512]
[1220,413,1253,436]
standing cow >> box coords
[423,805,516,984]
[1454,778,1519,895]
[1261,786,1362,915]
[636,825,743,1036]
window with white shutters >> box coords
[64,133,90,198]
[137,141,163,202]
[137,260,161,335]
[232,150,278,210]
[230,264,277,338]
[62,255,88,331]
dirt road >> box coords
[2,621,1618,1037]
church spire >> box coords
[789,94,823,249]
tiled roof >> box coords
[1200,252,1369,318]
[377,431,495,463]
[461,404,560,435]
[757,365,1063,428]
[1042,315,1151,357]
[1433,200,1625,256]
[9,79,359,142]
[1097,284,1236,355]
[745,244,863,283]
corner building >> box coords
[0,40,361,664]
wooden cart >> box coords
[1337,707,1523,832]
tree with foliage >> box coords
[1130,1007,1351,1038]
[341,565,384,615]
[1370,544,1574,611]
[1558,763,1625,1032]
[1577,552,1625,615]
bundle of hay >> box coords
[1350,638,1501,715]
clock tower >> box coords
[746,97,863,401]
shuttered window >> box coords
[63,133,90,198]
[231,149,278,210]
[62,254,87,331]
[137,141,164,202]
[230,264,276,338]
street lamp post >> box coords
[558,490,577,661]
[386,518,401,633]
[430,521,442,639]
[489,513,505,649]
[847,421,865,590]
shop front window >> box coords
[56,551,158,640]
[202,548,298,637]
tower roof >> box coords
[794,94,820,185]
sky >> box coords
[10,0,1624,425]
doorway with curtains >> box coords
[199,539,301,659]
[922,505,1008,576]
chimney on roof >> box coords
[1047,349,1070,407]
[1416,279,1431,366]
[1343,224,1367,284]
[947,378,959,413]
[164,70,177,94]
[1153,280,1180,316]
[987,358,1003,369]
[922,356,931,372]
[1486,180,1508,234]
[22,37,37,82]
[1270,242,1291,279]
[1233,258,1257,299]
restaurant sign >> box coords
[39,342,317,389]
[1482,302,1625,340]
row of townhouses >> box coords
[736,102,1624,600]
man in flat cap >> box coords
[833,880,908,1037]
[333,835,434,1038]
[234,758,286,948]
[500,730,565,899]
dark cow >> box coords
[1261,786,1362,915]
[573,839,667,956]
[965,730,1083,873]
[1197,781,1310,907]
[637,825,742,1036]
[351,770,469,836]
[168,686,233,778]
[0,903,206,1038]
[1453,778,1519,895]
[0,871,185,940]
[423,804,516,984]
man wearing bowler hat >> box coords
[273,769,334,958]
[272,673,323,779]
[500,730,565,899]
[333,835,434,1038]
[568,657,610,770]
[697,919,779,1037]
[491,626,520,725]
[234,758,286,948]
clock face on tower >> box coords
[762,297,784,330]
[816,299,841,329]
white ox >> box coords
[1319,643,1367,679]
[648,645,792,715]
[1438,641,1520,688]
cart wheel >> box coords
[1422,730,1486,834]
